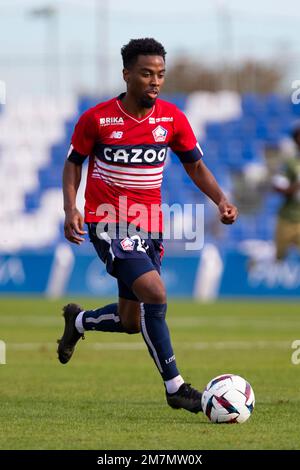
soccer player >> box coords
[58,38,238,414]
[273,125,300,260]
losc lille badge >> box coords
[152,125,168,142]
[120,238,135,251]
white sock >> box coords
[165,375,185,394]
[75,311,85,334]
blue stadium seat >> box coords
[78,95,110,115]
[39,166,63,188]
[25,192,41,212]
[51,143,68,164]
[241,93,265,117]
[64,119,78,142]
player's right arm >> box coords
[63,110,97,245]
[63,159,86,245]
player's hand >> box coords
[218,200,238,225]
[64,208,87,244]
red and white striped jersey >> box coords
[70,93,203,233]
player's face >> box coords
[124,55,165,108]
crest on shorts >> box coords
[120,238,135,251]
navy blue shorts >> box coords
[87,223,164,301]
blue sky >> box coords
[1,0,300,96]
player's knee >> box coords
[132,271,167,304]
[146,284,167,304]
[143,279,166,304]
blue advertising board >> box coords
[0,254,53,293]
[2,248,300,298]
[65,254,200,297]
[219,251,300,297]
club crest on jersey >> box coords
[152,125,168,142]
[100,117,124,126]
[120,238,135,251]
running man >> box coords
[58,38,238,414]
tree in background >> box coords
[165,58,284,94]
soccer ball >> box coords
[201,374,255,424]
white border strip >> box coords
[6,340,290,351]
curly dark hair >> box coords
[121,38,166,68]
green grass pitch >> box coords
[0,297,300,450]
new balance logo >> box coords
[100,117,124,126]
[109,131,123,139]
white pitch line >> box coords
[1,316,300,330]
[6,340,291,351]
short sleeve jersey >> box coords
[70,93,203,233]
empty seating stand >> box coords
[0,92,297,253]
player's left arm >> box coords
[170,107,238,225]
[183,159,238,225]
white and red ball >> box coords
[201,374,255,424]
